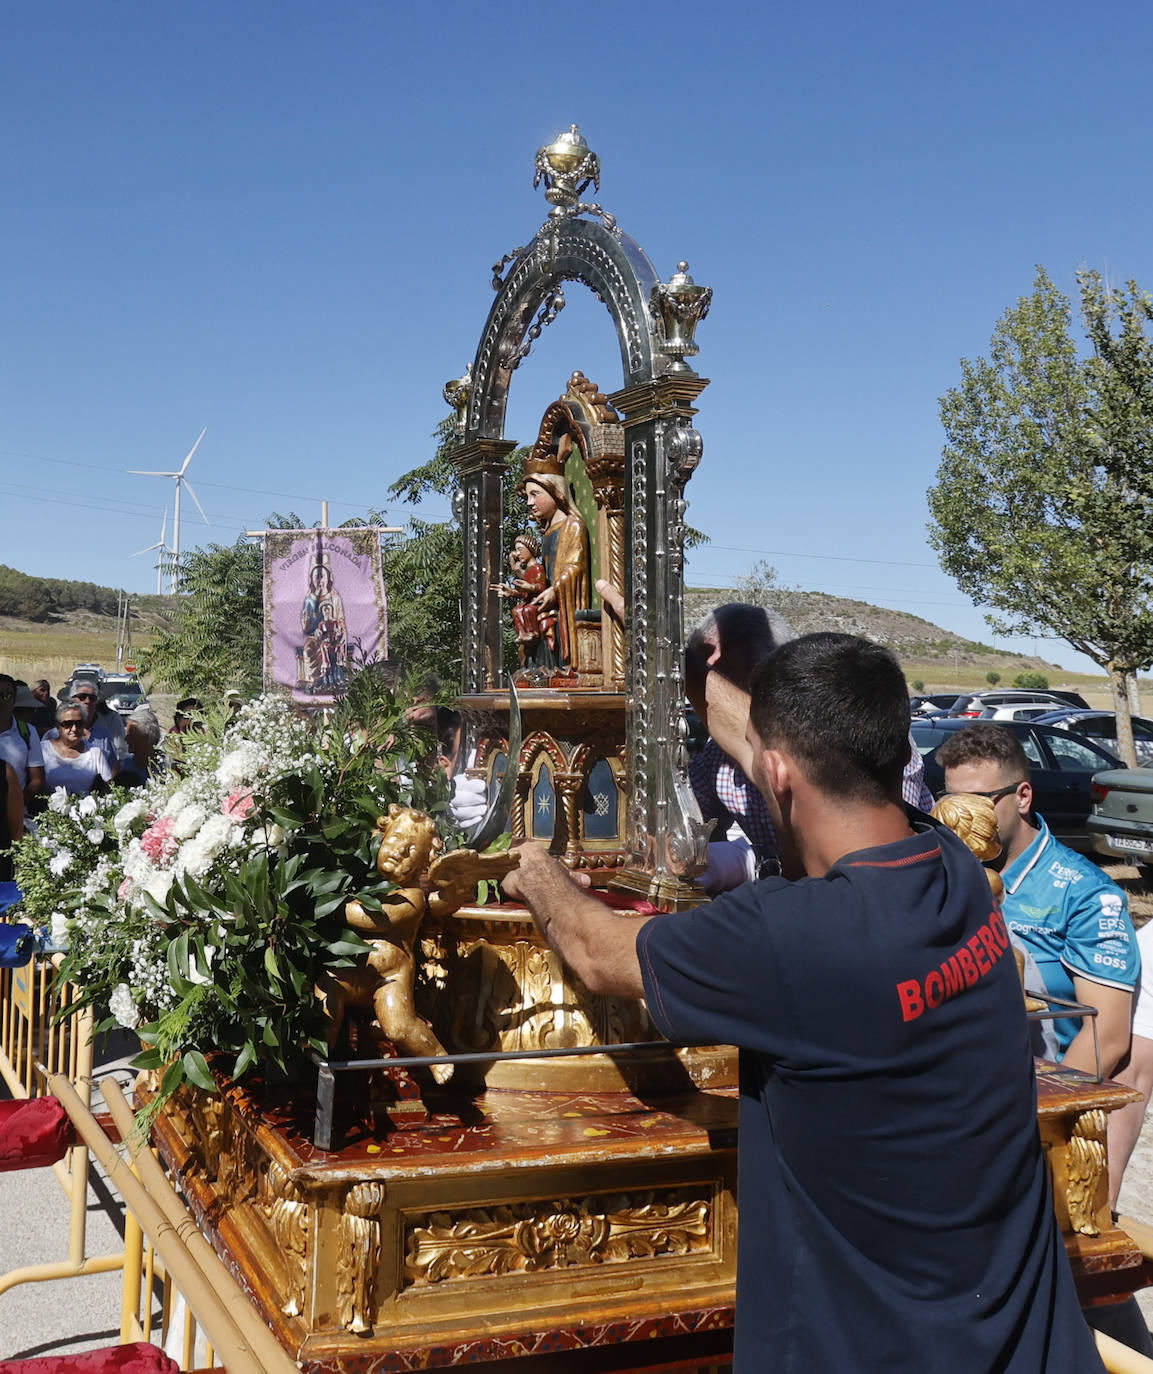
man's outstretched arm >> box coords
[501,841,649,998]
[685,646,756,778]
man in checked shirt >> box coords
[686,604,934,891]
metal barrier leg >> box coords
[0,953,126,1296]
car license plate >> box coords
[1110,835,1153,853]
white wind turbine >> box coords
[128,429,209,593]
[131,509,174,594]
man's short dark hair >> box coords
[748,633,911,804]
[935,723,1030,779]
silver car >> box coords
[1088,766,1153,876]
[1032,709,1153,766]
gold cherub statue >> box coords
[317,805,518,1084]
[931,793,1045,1010]
[931,793,1004,903]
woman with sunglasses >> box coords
[69,685,128,773]
[42,702,113,797]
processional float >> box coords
[145,128,1151,1372]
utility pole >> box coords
[114,590,134,669]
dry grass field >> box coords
[0,622,148,687]
[0,625,1138,713]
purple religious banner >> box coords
[262,528,387,706]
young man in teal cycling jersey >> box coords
[939,723,1138,1078]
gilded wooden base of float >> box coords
[145,1059,1149,1372]
[148,1073,739,1372]
[425,901,737,1095]
[1035,1061,1152,1304]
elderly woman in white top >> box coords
[70,685,128,772]
[42,701,113,797]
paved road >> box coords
[2,1014,1152,1360]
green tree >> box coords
[985,671,1001,686]
[138,530,280,696]
[141,513,382,696]
[733,560,780,607]
[928,267,1153,765]
[1012,671,1049,690]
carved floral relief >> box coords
[404,1189,712,1287]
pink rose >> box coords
[118,877,133,902]
[221,788,255,822]
[140,816,177,864]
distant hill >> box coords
[685,586,1062,673]
[0,564,172,629]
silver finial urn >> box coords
[534,124,600,217]
[652,262,713,372]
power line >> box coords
[0,485,246,531]
[703,543,938,569]
[0,448,376,512]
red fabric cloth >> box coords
[0,1095,76,1172]
[589,889,661,914]
[0,1344,181,1374]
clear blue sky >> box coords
[4,0,1151,674]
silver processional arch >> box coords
[447,125,715,894]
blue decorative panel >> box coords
[531,762,555,840]
[582,758,619,840]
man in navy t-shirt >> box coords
[502,633,1100,1372]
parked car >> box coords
[1087,767,1153,875]
[910,694,966,716]
[910,718,1122,852]
[977,705,1055,722]
[101,675,148,716]
[1031,709,1153,766]
[946,688,1091,719]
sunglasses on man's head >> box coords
[73,693,96,702]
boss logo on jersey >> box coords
[896,911,1012,1022]
[1093,952,1130,972]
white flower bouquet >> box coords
[11,674,452,1109]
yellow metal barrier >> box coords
[49,1071,299,1374]
[0,952,125,1296]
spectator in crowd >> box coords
[29,684,57,734]
[65,683,128,773]
[12,683,43,730]
[937,723,1138,1078]
[29,679,57,733]
[170,697,204,735]
[685,603,935,893]
[42,701,113,797]
[0,672,45,812]
[117,706,166,788]
[687,604,794,889]
[0,761,23,882]
[501,633,1100,1372]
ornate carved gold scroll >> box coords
[337,1182,385,1333]
[403,1188,711,1287]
